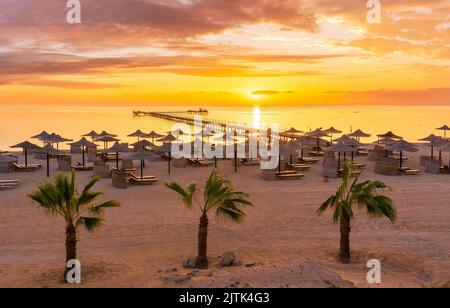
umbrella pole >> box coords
[141,160,143,180]
[278,155,281,173]
[338,152,341,171]
[116,152,119,170]
[82,147,85,166]
[317,138,320,155]
[47,153,50,177]
[351,151,354,162]
[439,150,442,161]
[25,149,28,167]
[168,152,171,174]
[431,146,434,158]
[214,156,217,169]
[400,151,403,169]
[301,149,304,160]
[234,150,237,173]
[290,154,293,165]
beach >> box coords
[1,144,449,288]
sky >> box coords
[0,0,449,106]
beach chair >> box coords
[337,169,362,178]
[300,157,320,164]
[241,158,261,166]
[286,163,311,171]
[72,161,94,171]
[399,167,421,176]
[128,174,158,185]
[276,171,304,180]
[13,162,41,172]
[351,163,366,170]
[0,180,20,190]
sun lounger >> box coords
[241,158,261,166]
[13,163,41,172]
[276,172,304,180]
[399,168,421,175]
[0,180,20,190]
[188,158,214,167]
[351,163,366,169]
[286,163,311,171]
[300,157,320,164]
[338,169,362,178]
[72,162,94,171]
[129,173,157,181]
[128,176,159,185]
[309,151,324,157]
[111,167,136,174]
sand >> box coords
[0,144,449,288]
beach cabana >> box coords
[69,137,97,166]
[128,129,146,142]
[125,149,157,181]
[436,125,450,139]
[386,140,418,169]
[104,142,128,170]
[10,141,41,167]
[38,143,61,177]
[324,127,342,141]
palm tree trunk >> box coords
[64,223,77,281]
[195,214,209,269]
[339,220,351,263]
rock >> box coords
[220,252,238,267]
[187,269,200,277]
[157,268,163,273]
[182,258,195,269]
[165,268,177,273]
[245,263,258,268]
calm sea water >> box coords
[0,104,449,149]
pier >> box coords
[133,110,294,139]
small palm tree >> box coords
[166,169,253,269]
[317,161,397,263]
[29,171,120,281]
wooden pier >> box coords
[133,110,294,139]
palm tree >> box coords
[165,169,253,269]
[317,161,397,264]
[29,171,120,281]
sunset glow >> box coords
[0,0,449,106]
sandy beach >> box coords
[1,144,449,288]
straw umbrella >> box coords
[44,134,73,150]
[31,131,51,145]
[419,134,440,158]
[69,137,97,166]
[348,129,371,142]
[126,149,157,180]
[168,129,184,138]
[104,142,127,170]
[377,131,402,141]
[438,143,450,167]
[339,137,366,161]
[325,144,354,171]
[158,133,179,144]
[386,140,418,169]
[429,138,447,161]
[324,127,342,142]
[128,129,146,142]
[38,143,61,177]
[96,136,120,150]
[282,127,302,140]
[280,141,299,173]
[145,131,164,145]
[308,129,330,155]
[436,125,450,139]
[10,141,40,167]
[98,131,118,138]
[82,130,100,141]
[157,143,174,174]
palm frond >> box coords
[165,181,197,208]
[89,200,121,215]
[76,216,103,232]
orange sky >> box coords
[0,0,449,106]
